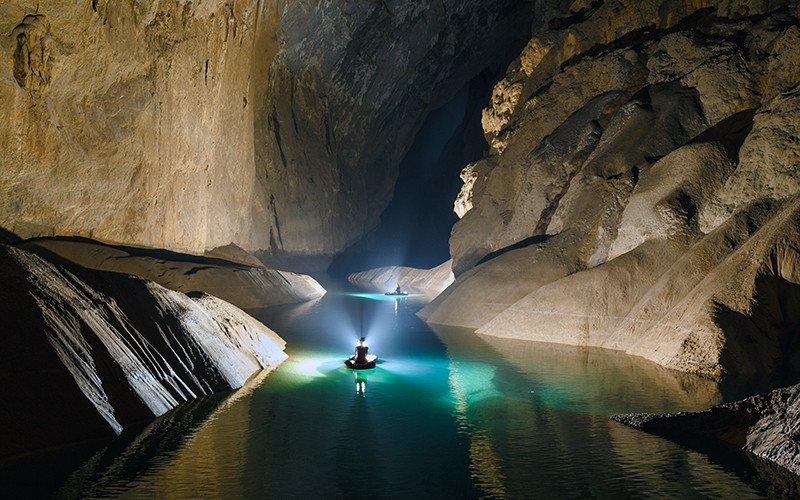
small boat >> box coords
[384,291,408,296]
[345,353,377,369]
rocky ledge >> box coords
[18,237,326,310]
[613,383,800,475]
[0,243,288,460]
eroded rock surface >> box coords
[423,0,800,384]
[0,244,287,460]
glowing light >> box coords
[281,355,342,382]
[340,292,424,301]
[446,360,503,406]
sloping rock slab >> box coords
[613,383,800,475]
[18,238,325,309]
[0,244,288,460]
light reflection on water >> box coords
[18,287,800,498]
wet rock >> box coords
[612,383,800,475]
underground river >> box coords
[9,284,797,498]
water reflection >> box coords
[22,288,800,498]
[431,325,722,414]
[429,324,782,498]
[353,369,369,396]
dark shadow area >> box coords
[716,272,800,394]
[475,234,553,269]
[329,63,508,277]
[1,393,228,499]
[687,108,756,163]
[0,226,22,245]
[611,416,800,498]
[21,235,253,269]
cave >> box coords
[4,0,800,496]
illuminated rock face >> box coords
[0,0,535,268]
[423,0,800,380]
[0,244,288,459]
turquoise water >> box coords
[13,288,799,498]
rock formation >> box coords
[347,260,455,296]
[0,0,538,270]
[0,244,288,460]
[613,383,800,477]
[18,237,326,310]
[421,0,800,382]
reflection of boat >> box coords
[384,291,408,296]
[345,354,377,369]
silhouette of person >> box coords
[355,337,368,364]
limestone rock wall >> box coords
[451,0,800,275]
[1,0,266,253]
[0,243,288,459]
[424,0,800,381]
[1,0,539,267]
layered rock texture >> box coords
[422,0,800,382]
[18,238,326,309]
[613,383,800,477]
[347,260,455,296]
[0,244,288,460]
[0,0,536,269]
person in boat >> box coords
[394,283,402,294]
[354,337,369,364]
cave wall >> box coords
[422,0,800,380]
[1,1,267,253]
[1,0,544,268]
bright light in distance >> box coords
[341,292,423,301]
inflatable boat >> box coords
[345,354,377,369]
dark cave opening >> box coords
[329,65,502,277]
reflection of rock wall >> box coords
[0,243,287,460]
[424,1,800,381]
[0,0,536,267]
